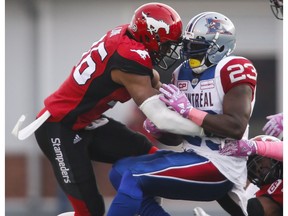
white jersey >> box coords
[173,56,257,214]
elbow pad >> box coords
[139,95,204,136]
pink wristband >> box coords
[187,108,208,126]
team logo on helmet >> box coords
[130,49,150,60]
[142,12,170,35]
[205,18,232,35]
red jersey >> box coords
[256,179,283,206]
[38,25,154,130]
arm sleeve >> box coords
[256,141,283,161]
[139,95,204,136]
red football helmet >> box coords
[247,135,282,187]
[128,3,183,69]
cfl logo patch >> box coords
[268,179,282,194]
[177,81,188,91]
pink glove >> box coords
[262,112,283,137]
[159,84,192,118]
[143,119,161,135]
[219,139,257,157]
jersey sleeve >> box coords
[216,56,257,96]
[256,179,283,206]
[111,36,154,78]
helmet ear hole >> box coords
[144,35,150,43]
[218,45,224,52]
[155,35,161,44]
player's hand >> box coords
[143,118,161,135]
[159,84,193,118]
[262,112,283,137]
[219,139,257,157]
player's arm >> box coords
[249,196,282,216]
[160,83,252,139]
[151,69,162,90]
[202,84,253,139]
[111,69,204,136]
[220,139,283,161]
[203,56,257,139]
[196,57,256,139]
[159,57,256,139]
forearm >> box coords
[256,141,283,161]
[200,113,248,139]
[158,83,248,139]
[139,95,204,136]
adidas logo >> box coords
[73,134,82,144]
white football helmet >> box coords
[181,12,236,73]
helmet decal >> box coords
[181,12,236,73]
[130,49,150,60]
[205,18,233,35]
[142,12,170,35]
[127,3,182,70]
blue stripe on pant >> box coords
[108,150,233,216]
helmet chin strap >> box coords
[192,65,208,74]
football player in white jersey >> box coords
[107,12,257,216]
[194,1,283,215]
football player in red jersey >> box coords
[245,135,283,216]
[30,3,206,216]
[195,136,283,216]
[107,12,257,216]
[218,135,283,216]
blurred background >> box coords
[5,0,283,215]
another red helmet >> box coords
[247,135,282,187]
[128,3,183,69]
